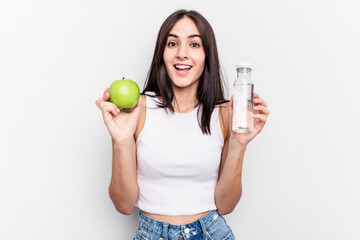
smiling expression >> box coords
[163,17,206,90]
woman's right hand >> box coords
[95,88,142,143]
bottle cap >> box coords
[237,61,252,70]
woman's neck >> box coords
[172,86,198,113]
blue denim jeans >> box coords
[133,210,236,240]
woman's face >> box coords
[163,17,205,90]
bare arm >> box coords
[215,102,245,215]
[108,138,139,215]
[96,90,145,215]
[215,94,269,215]
[215,137,246,215]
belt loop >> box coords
[162,222,169,240]
[199,218,208,237]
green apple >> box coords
[109,78,140,110]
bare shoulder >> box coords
[218,101,230,141]
[135,94,147,140]
[139,94,147,108]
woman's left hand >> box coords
[229,92,270,147]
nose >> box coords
[176,44,188,59]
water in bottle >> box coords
[232,62,254,133]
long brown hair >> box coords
[143,9,227,134]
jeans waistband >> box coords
[138,210,220,239]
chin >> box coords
[171,78,199,89]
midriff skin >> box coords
[142,210,209,225]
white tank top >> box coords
[135,92,224,215]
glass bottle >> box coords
[232,62,254,133]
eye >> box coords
[190,43,200,48]
[167,41,177,47]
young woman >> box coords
[96,9,269,240]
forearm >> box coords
[215,141,246,215]
[108,138,139,215]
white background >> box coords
[1,0,359,239]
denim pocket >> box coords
[133,230,150,240]
[207,230,235,240]
[206,215,235,240]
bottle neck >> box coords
[236,68,252,81]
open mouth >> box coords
[174,64,192,74]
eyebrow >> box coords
[167,33,202,39]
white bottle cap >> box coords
[237,61,252,69]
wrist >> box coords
[112,136,134,147]
[229,137,248,151]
